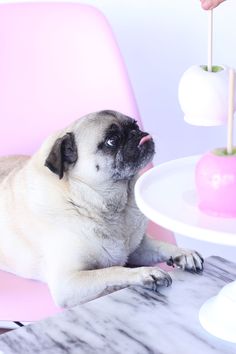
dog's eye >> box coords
[105,135,120,148]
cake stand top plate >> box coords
[135,155,236,246]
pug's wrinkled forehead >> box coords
[98,110,140,136]
[83,110,138,130]
[73,110,140,146]
[98,109,137,124]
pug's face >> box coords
[45,110,155,184]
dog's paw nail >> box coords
[166,257,174,266]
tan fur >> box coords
[0,112,203,307]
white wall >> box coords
[1,0,236,261]
[75,0,236,262]
[1,0,235,160]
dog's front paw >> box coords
[167,249,204,273]
[139,267,172,292]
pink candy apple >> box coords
[195,149,236,217]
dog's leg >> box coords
[127,235,204,272]
[48,265,172,308]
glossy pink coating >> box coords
[195,151,236,217]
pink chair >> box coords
[0,2,175,327]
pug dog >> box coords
[0,110,203,308]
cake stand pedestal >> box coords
[135,155,236,343]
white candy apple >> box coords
[178,65,236,126]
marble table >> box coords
[0,256,235,354]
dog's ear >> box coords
[45,132,78,179]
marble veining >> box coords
[0,256,235,353]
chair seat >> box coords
[0,2,175,324]
[0,270,62,322]
[0,1,139,324]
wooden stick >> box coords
[208,10,213,72]
[227,69,235,154]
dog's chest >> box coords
[98,237,128,267]
[95,206,147,268]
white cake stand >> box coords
[135,155,236,343]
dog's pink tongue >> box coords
[139,134,152,146]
